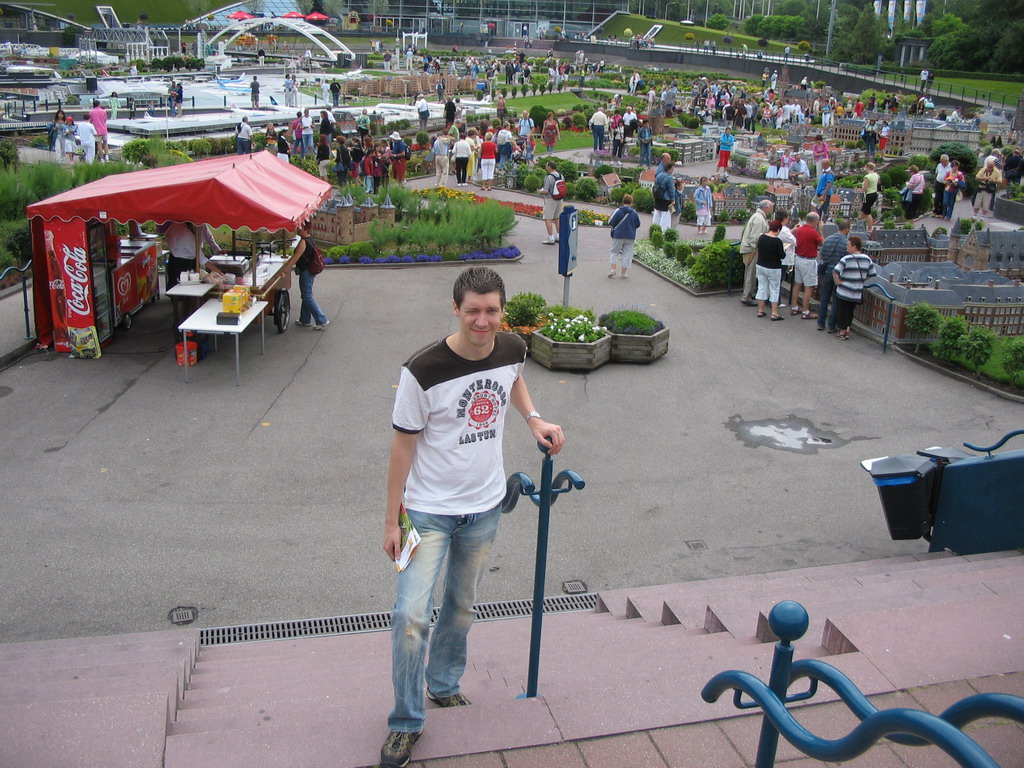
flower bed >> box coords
[325,246,522,266]
[414,187,610,226]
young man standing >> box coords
[381,267,565,768]
[541,160,564,244]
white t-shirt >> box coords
[392,334,526,515]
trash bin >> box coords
[85,76,98,93]
[862,454,935,540]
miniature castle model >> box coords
[859,261,1024,342]
[309,193,396,246]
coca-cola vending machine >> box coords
[42,219,115,357]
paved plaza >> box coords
[1,150,1021,645]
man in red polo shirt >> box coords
[790,211,824,318]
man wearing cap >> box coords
[415,94,430,132]
[390,132,409,184]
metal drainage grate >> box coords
[562,579,588,595]
[168,606,198,625]
[199,593,598,647]
[686,539,708,551]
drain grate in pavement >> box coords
[168,606,198,625]
[199,593,598,646]
[562,579,588,594]
[686,540,708,551]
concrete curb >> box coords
[890,343,1024,405]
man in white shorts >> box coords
[790,211,824,318]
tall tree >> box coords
[833,5,881,65]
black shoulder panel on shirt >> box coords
[404,333,526,392]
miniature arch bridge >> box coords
[206,17,354,62]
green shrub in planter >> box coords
[663,228,679,243]
[598,309,664,335]
[563,181,577,200]
[415,130,429,148]
[648,224,664,249]
[574,177,598,201]
[680,200,696,222]
[676,242,693,267]
[689,239,736,288]
[631,187,654,213]
[712,224,727,242]
[959,218,973,235]
[572,112,588,130]
[609,186,627,204]
[594,164,614,178]
[662,241,677,260]
[189,138,213,156]
[523,174,543,193]
[505,292,547,327]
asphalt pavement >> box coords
[1,156,1020,644]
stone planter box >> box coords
[609,327,670,363]
[530,331,611,371]
[994,193,1024,226]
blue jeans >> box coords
[592,125,605,151]
[817,267,839,331]
[298,269,327,325]
[943,188,958,219]
[235,137,251,155]
[301,132,314,156]
[639,142,652,165]
[388,505,502,732]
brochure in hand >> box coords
[396,505,421,573]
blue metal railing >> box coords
[0,261,34,341]
[866,280,895,353]
[702,601,1024,768]
[501,443,585,699]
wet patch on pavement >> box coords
[725,414,849,454]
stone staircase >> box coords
[2,550,1023,768]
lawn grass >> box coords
[503,93,586,113]
[933,77,1024,103]
[599,13,787,54]
[937,335,1024,389]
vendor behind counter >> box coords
[162,222,226,290]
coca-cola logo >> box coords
[62,244,91,318]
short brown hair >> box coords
[453,266,506,308]
[848,235,864,251]
[622,193,633,205]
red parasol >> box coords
[305,12,329,21]
[281,11,306,18]
[227,10,255,19]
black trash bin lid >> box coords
[861,454,933,486]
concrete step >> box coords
[0,671,181,724]
[821,591,1024,689]
[164,693,560,768]
[172,675,521,736]
[0,635,199,668]
[0,658,190,702]
[0,692,169,768]
[0,628,198,655]
[196,629,387,664]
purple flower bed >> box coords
[328,248,518,266]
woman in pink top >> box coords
[88,99,108,161]
[811,134,829,178]
[902,164,927,219]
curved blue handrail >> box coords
[963,430,1024,458]
[703,602,1024,768]
[702,671,1001,766]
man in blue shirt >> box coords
[637,119,653,165]
[816,160,836,222]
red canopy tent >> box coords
[27,151,331,231]
[281,11,306,18]
[305,12,329,21]
[227,10,255,19]
[27,152,332,351]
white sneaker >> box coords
[314,320,330,330]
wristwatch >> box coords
[525,410,541,423]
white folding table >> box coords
[178,299,268,386]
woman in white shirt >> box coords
[776,210,797,310]
[452,135,471,186]
[932,154,951,217]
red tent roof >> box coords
[26,152,332,232]
[305,12,329,20]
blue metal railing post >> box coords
[525,448,554,699]
[502,443,585,700]
[754,601,809,768]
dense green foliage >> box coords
[504,292,547,328]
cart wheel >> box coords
[274,290,290,333]
[122,313,132,331]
